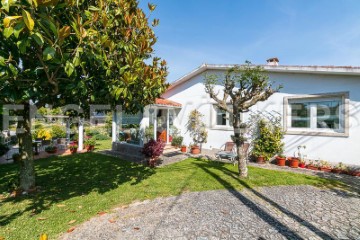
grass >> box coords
[94,139,112,152]
[0,153,345,240]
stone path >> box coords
[61,185,360,240]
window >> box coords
[213,105,241,129]
[285,92,349,137]
[216,108,227,126]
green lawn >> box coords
[0,153,344,240]
[94,139,112,151]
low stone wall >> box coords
[111,142,145,163]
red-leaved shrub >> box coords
[141,139,165,158]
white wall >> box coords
[163,70,360,165]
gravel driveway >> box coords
[61,185,360,240]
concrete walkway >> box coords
[61,185,360,240]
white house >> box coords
[131,59,359,166]
[112,59,360,165]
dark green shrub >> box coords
[0,143,10,156]
[51,125,66,138]
[84,138,96,146]
[10,135,17,144]
[171,136,183,147]
[85,129,100,136]
[252,119,284,161]
[94,134,110,140]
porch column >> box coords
[166,108,170,144]
[153,108,157,140]
[112,111,117,142]
[78,118,84,151]
[66,119,70,145]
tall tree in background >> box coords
[205,61,281,178]
[0,0,167,191]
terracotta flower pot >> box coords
[319,167,332,172]
[276,157,286,166]
[190,146,200,154]
[306,165,318,171]
[331,168,342,174]
[299,163,306,168]
[289,157,299,168]
[350,171,360,177]
[180,146,187,153]
[256,156,265,164]
[86,145,95,152]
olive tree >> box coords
[204,61,281,178]
[0,0,167,191]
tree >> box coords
[204,61,281,178]
[186,109,207,148]
[0,0,167,191]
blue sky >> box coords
[139,0,360,82]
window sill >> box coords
[211,126,234,131]
[286,130,349,138]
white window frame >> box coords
[284,92,349,137]
[212,105,241,130]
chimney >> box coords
[266,57,279,66]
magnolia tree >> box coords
[204,61,281,178]
[0,0,167,191]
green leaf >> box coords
[1,0,16,12]
[8,63,18,76]
[72,56,80,67]
[17,39,29,53]
[3,16,22,28]
[3,27,13,38]
[32,32,44,46]
[0,56,6,67]
[22,9,35,31]
[88,6,100,11]
[43,46,56,60]
[65,61,74,76]
[14,21,25,38]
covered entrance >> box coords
[149,98,182,144]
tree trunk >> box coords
[18,103,35,191]
[233,108,248,178]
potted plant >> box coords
[180,145,187,153]
[171,136,183,148]
[306,160,319,170]
[332,162,348,174]
[190,143,201,154]
[84,138,96,152]
[141,139,165,167]
[186,110,208,155]
[288,157,299,168]
[276,154,286,166]
[251,118,284,165]
[298,159,306,168]
[69,144,78,154]
[45,145,57,154]
[318,160,332,172]
[251,149,266,164]
[349,168,360,177]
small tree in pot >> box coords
[186,110,208,154]
[142,139,165,167]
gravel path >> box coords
[60,185,360,240]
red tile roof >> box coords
[155,98,182,107]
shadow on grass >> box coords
[193,160,336,240]
[0,153,155,226]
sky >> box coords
[139,0,360,82]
